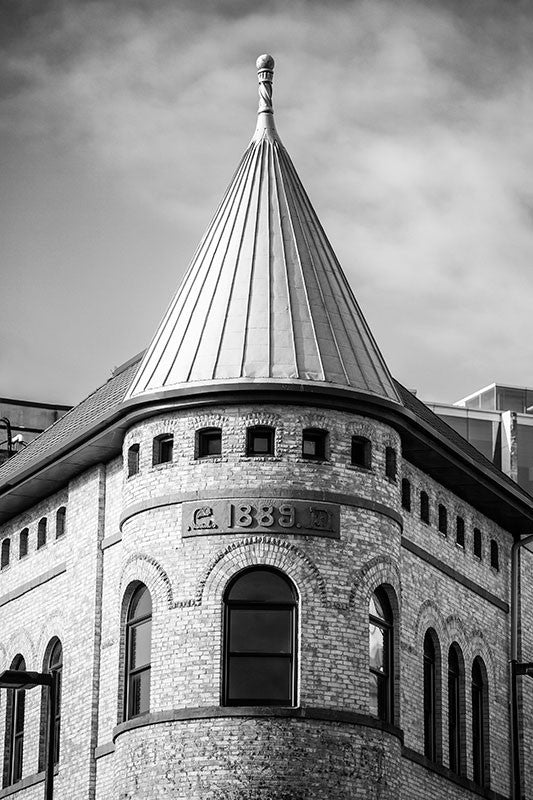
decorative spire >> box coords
[256,54,275,114]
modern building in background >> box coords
[0,57,532,800]
[427,383,533,496]
[0,399,71,465]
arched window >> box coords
[438,504,447,535]
[448,644,465,775]
[124,585,152,720]
[472,657,489,786]
[369,587,393,722]
[302,428,327,460]
[39,639,62,770]
[55,507,66,538]
[490,540,499,571]
[127,444,140,476]
[37,518,47,549]
[3,655,26,787]
[197,427,222,457]
[420,491,430,524]
[223,567,297,706]
[19,529,29,559]
[246,426,275,457]
[385,447,397,481]
[351,436,371,469]
[424,630,441,762]
[401,478,411,511]
[1,538,10,570]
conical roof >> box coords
[126,55,400,404]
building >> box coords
[0,399,71,466]
[0,55,532,800]
[427,383,533,496]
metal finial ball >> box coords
[256,54,275,71]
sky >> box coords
[1,0,533,406]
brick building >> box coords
[0,56,532,800]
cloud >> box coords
[1,0,533,402]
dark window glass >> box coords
[55,507,66,538]
[468,419,494,462]
[39,639,62,770]
[351,436,371,468]
[302,428,327,460]
[153,435,173,465]
[246,426,274,457]
[369,588,393,722]
[424,632,437,761]
[448,645,464,775]
[473,528,482,559]
[19,529,28,559]
[456,516,465,547]
[124,585,152,720]
[490,540,499,571]
[3,655,26,788]
[127,444,140,476]
[1,539,10,570]
[472,658,488,786]
[420,492,430,524]
[438,505,447,535]
[224,568,296,706]
[37,518,47,549]
[197,428,222,458]
[515,423,533,495]
[401,479,411,511]
[385,447,397,481]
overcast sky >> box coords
[1,0,532,406]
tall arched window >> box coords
[124,585,152,720]
[472,657,489,786]
[448,644,465,775]
[369,587,393,722]
[19,529,29,559]
[3,655,26,788]
[223,567,297,706]
[424,630,441,762]
[37,518,47,549]
[39,639,62,770]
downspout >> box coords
[510,533,533,800]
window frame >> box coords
[385,447,397,482]
[197,427,222,458]
[351,436,371,469]
[473,528,482,560]
[423,630,441,762]
[401,478,411,511]
[456,516,465,548]
[246,426,275,457]
[19,529,29,559]
[448,643,466,776]
[55,507,66,539]
[39,639,62,770]
[472,657,489,786]
[368,587,394,723]
[127,444,140,477]
[152,434,174,466]
[37,518,47,549]
[223,567,297,707]
[1,538,10,570]
[301,428,328,461]
[438,504,448,536]
[3,655,26,788]
[124,584,152,721]
[490,540,499,571]
[420,491,430,525]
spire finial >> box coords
[256,54,275,115]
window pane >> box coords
[228,570,294,602]
[369,671,379,716]
[303,439,317,456]
[130,620,152,669]
[369,623,384,671]
[205,434,221,455]
[229,609,292,653]
[227,656,291,703]
[129,669,150,716]
[130,587,152,619]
